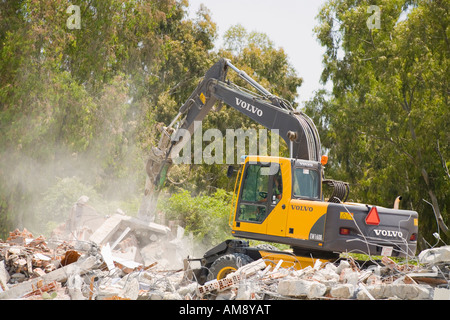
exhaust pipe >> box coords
[393,196,402,209]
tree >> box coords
[0,0,218,237]
[309,0,449,244]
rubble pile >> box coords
[0,198,449,300]
[0,212,193,300]
[0,228,99,300]
[190,247,450,300]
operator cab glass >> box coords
[293,167,320,200]
[237,163,281,223]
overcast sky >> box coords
[187,0,330,107]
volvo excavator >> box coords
[140,58,419,284]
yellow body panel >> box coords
[259,251,330,270]
[286,199,328,241]
[234,220,267,235]
[265,157,291,237]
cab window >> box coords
[240,164,270,202]
[293,168,320,199]
[237,163,280,223]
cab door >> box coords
[286,166,328,243]
[233,161,282,236]
[265,159,290,237]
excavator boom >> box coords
[138,58,322,220]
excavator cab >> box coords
[230,156,330,253]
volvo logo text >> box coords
[291,205,313,212]
[235,98,263,117]
[374,229,403,238]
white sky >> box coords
[187,0,331,107]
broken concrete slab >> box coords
[89,214,128,246]
[356,283,376,300]
[100,243,115,271]
[330,284,355,299]
[177,282,198,298]
[89,213,171,250]
[67,273,86,300]
[335,260,351,274]
[113,246,143,265]
[433,287,450,300]
[277,279,326,299]
[112,256,142,274]
[0,260,9,291]
[307,281,327,299]
[96,284,123,300]
[311,264,340,285]
[357,283,432,300]
[236,259,266,277]
[339,268,359,286]
[393,284,432,300]
[418,245,450,265]
[115,276,140,300]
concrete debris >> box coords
[277,279,327,299]
[433,287,450,300]
[418,246,450,265]
[0,197,449,300]
[330,284,354,299]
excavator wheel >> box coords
[207,253,253,281]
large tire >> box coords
[207,253,253,281]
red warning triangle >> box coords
[365,206,380,225]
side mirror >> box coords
[226,165,235,178]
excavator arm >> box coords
[138,58,322,220]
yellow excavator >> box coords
[140,59,419,284]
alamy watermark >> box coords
[66,5,81,30]
[64,5,380,32]
[367,5,381,30]
[170,121,280,170]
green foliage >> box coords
[157,188,232,245]
[0,0,203,237]
[34,177,101,236]
[309,0,449,244]
[341,252,419,266]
